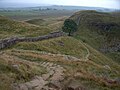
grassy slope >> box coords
[14,36,120,74]
[25,16,68,31]
[70,10,120,63]
[14,36,87,58]
[11,36,120,89]
[0,15,68,89]
[0,15,55,39]
[0,15,60,89]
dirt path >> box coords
[78,41,90,61]
[83,44,90,61]
[11,49,83,62]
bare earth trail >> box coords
[83,43,90,61]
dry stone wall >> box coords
[0,31,64,50]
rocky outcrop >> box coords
[90,22,119,32]
[0,31,64,50]
[100,40,120,52]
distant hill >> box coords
[70,10,120,63]
[0,5,118,12]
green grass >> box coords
[74,27,105,49]
[106,52,120,64]
[14,36,88,58]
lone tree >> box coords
[62,19,77,36]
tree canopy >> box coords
[62,19,77,36]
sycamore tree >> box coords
[62,19,77,36]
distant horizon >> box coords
[0,3,119,10]
[0,0,119,9]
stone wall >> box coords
[0,31,64,50]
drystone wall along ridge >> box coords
[0,31,64,50]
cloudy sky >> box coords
[0,0,120,9]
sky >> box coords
[0,0,120,9]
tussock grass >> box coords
[11,36,120,89]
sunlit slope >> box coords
[9,36,120,89]
[13,36,120,71]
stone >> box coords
[19,84,28,90]
[48,63,53,67]
[42,74,51,80]
[104,65,111,70]
[12,64,19,70]
[67,80,86,90]
[41,62,46,66]
[48,81,61,89]
[49,70,55,76]
[12,83,20,90]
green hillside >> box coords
[0,15,55,39]
[0,11,120,90]
[70,10,120,63]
